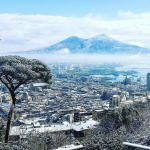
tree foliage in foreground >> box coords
[0,55,52,143]
[82,130,123,150]
[83,102,150,149]
[0,118,5,142]
[0,131,67,150]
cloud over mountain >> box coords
[1,12,150,52]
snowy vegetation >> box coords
[82,101,150,149]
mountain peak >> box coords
[92,34,114,41]
[65,36,80,40]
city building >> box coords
[147,73,150,91]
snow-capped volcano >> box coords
[17,34,150,54]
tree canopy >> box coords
[0,55,52,95]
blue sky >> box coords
[1,0,150,17]
[0,0,150,52]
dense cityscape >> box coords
[0,61,150,149]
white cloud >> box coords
[54,48,70,54]
[126,41,149,48]
[118,11,150,19]
[127,52,141,59]
[0,12,150,52]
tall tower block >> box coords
[147,73,150,91]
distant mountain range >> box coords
[15,34,150,54]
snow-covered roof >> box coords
[10,120,99,135]
[54,144,84,150]
[72,120,98,132]
[123,142,150,149]
[31,83,49,87]
[93,109,104,112]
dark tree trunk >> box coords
[5,92,16,143]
